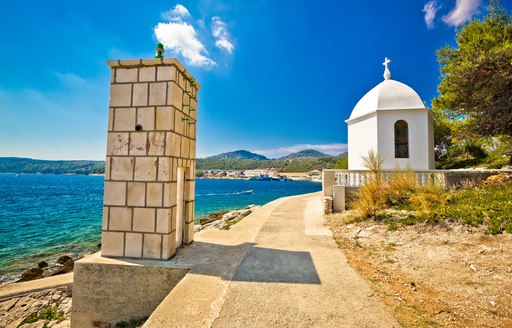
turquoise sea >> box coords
[0,174,320,284]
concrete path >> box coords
[145,192,399,328]
[0,273,73,302]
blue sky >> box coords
[0,0,510,160]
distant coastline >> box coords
[0,172,105,176]
[0,149,347,177]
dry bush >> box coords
[481,173,512,187]
[386,168,417,206]
[459,178,478,189]
[409,183,448,220]
[353,150,387,218]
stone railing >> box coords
[329,169,450,188]
[322,169,512,214]
[321,169,451,199]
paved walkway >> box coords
[145,192,399,328]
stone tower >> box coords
[101,58,199,260]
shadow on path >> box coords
[171,241,320,285]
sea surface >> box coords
[0,174,320,283]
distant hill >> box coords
[0,149,348,176]
[280,149,329,160]
[197,149,347,172]
[207,150,268,160]
[337,152,348,159]
[0,157,105,175]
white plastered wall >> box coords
[376,109,434,170]
[347,114,378,170]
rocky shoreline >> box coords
[1,243,101,287]
[16,256,76,284]
[0,206,257,327]
[2,206,256,287]
[195,205,259,232]
[1,287,72,328]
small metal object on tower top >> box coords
[155,43,164,59]
[383,57,391,80]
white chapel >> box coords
[346,58,435,171]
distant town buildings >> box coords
[199,169,322,181]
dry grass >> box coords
[353,150,387,217]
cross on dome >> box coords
[383,57,391,80]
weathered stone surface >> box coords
[101,58,197,261]
[71,255,188,327]
[19,319,50,328]
[323,196,333,214]
[143,234,162,259]
[139,66,156,82]
[127,182,146,207]
[103,181,126,206]
[109,207,133,231]
[17,268,44,282]
[125,233,143,258]
[101,231,125,257]
[0,288,71,328]
[133,208,155,232]
[196,207,256,231]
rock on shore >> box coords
[16,256,75,284]
[0,287,72,328]
[195,205,259,232]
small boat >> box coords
[240,190,254,194]
[250,175,271,181]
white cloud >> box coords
[162,4,190,22]
[154,21,216,67]
[253,144,348,159]
[154,4,235,68]
[211,17,235,54]
[442,0,482,26]
[423,1,439,29]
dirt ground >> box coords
[326,213,512,328]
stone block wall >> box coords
[101,58,199,260]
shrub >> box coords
[386,168,417,207]
[20,304,66,326]
[349,151,512,235]
[409,183,448,221]
[353,150,387,217]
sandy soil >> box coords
[326,213,512,328]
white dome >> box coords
[348,79,426,121]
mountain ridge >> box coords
[281,149,329,160]
[206,150,268,160]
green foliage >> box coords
[208,150,268,160]
[280,149,327,160]
[0,157,105,175]
[433,4,512,136]
[196,153,347,172]
[20,305,66,326]
[352,167,512,235]
[384,214,418,231]
[333,157,348,169]
[435,134,512,169]
[434,182,512,234]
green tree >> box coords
[433,2,512,136]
